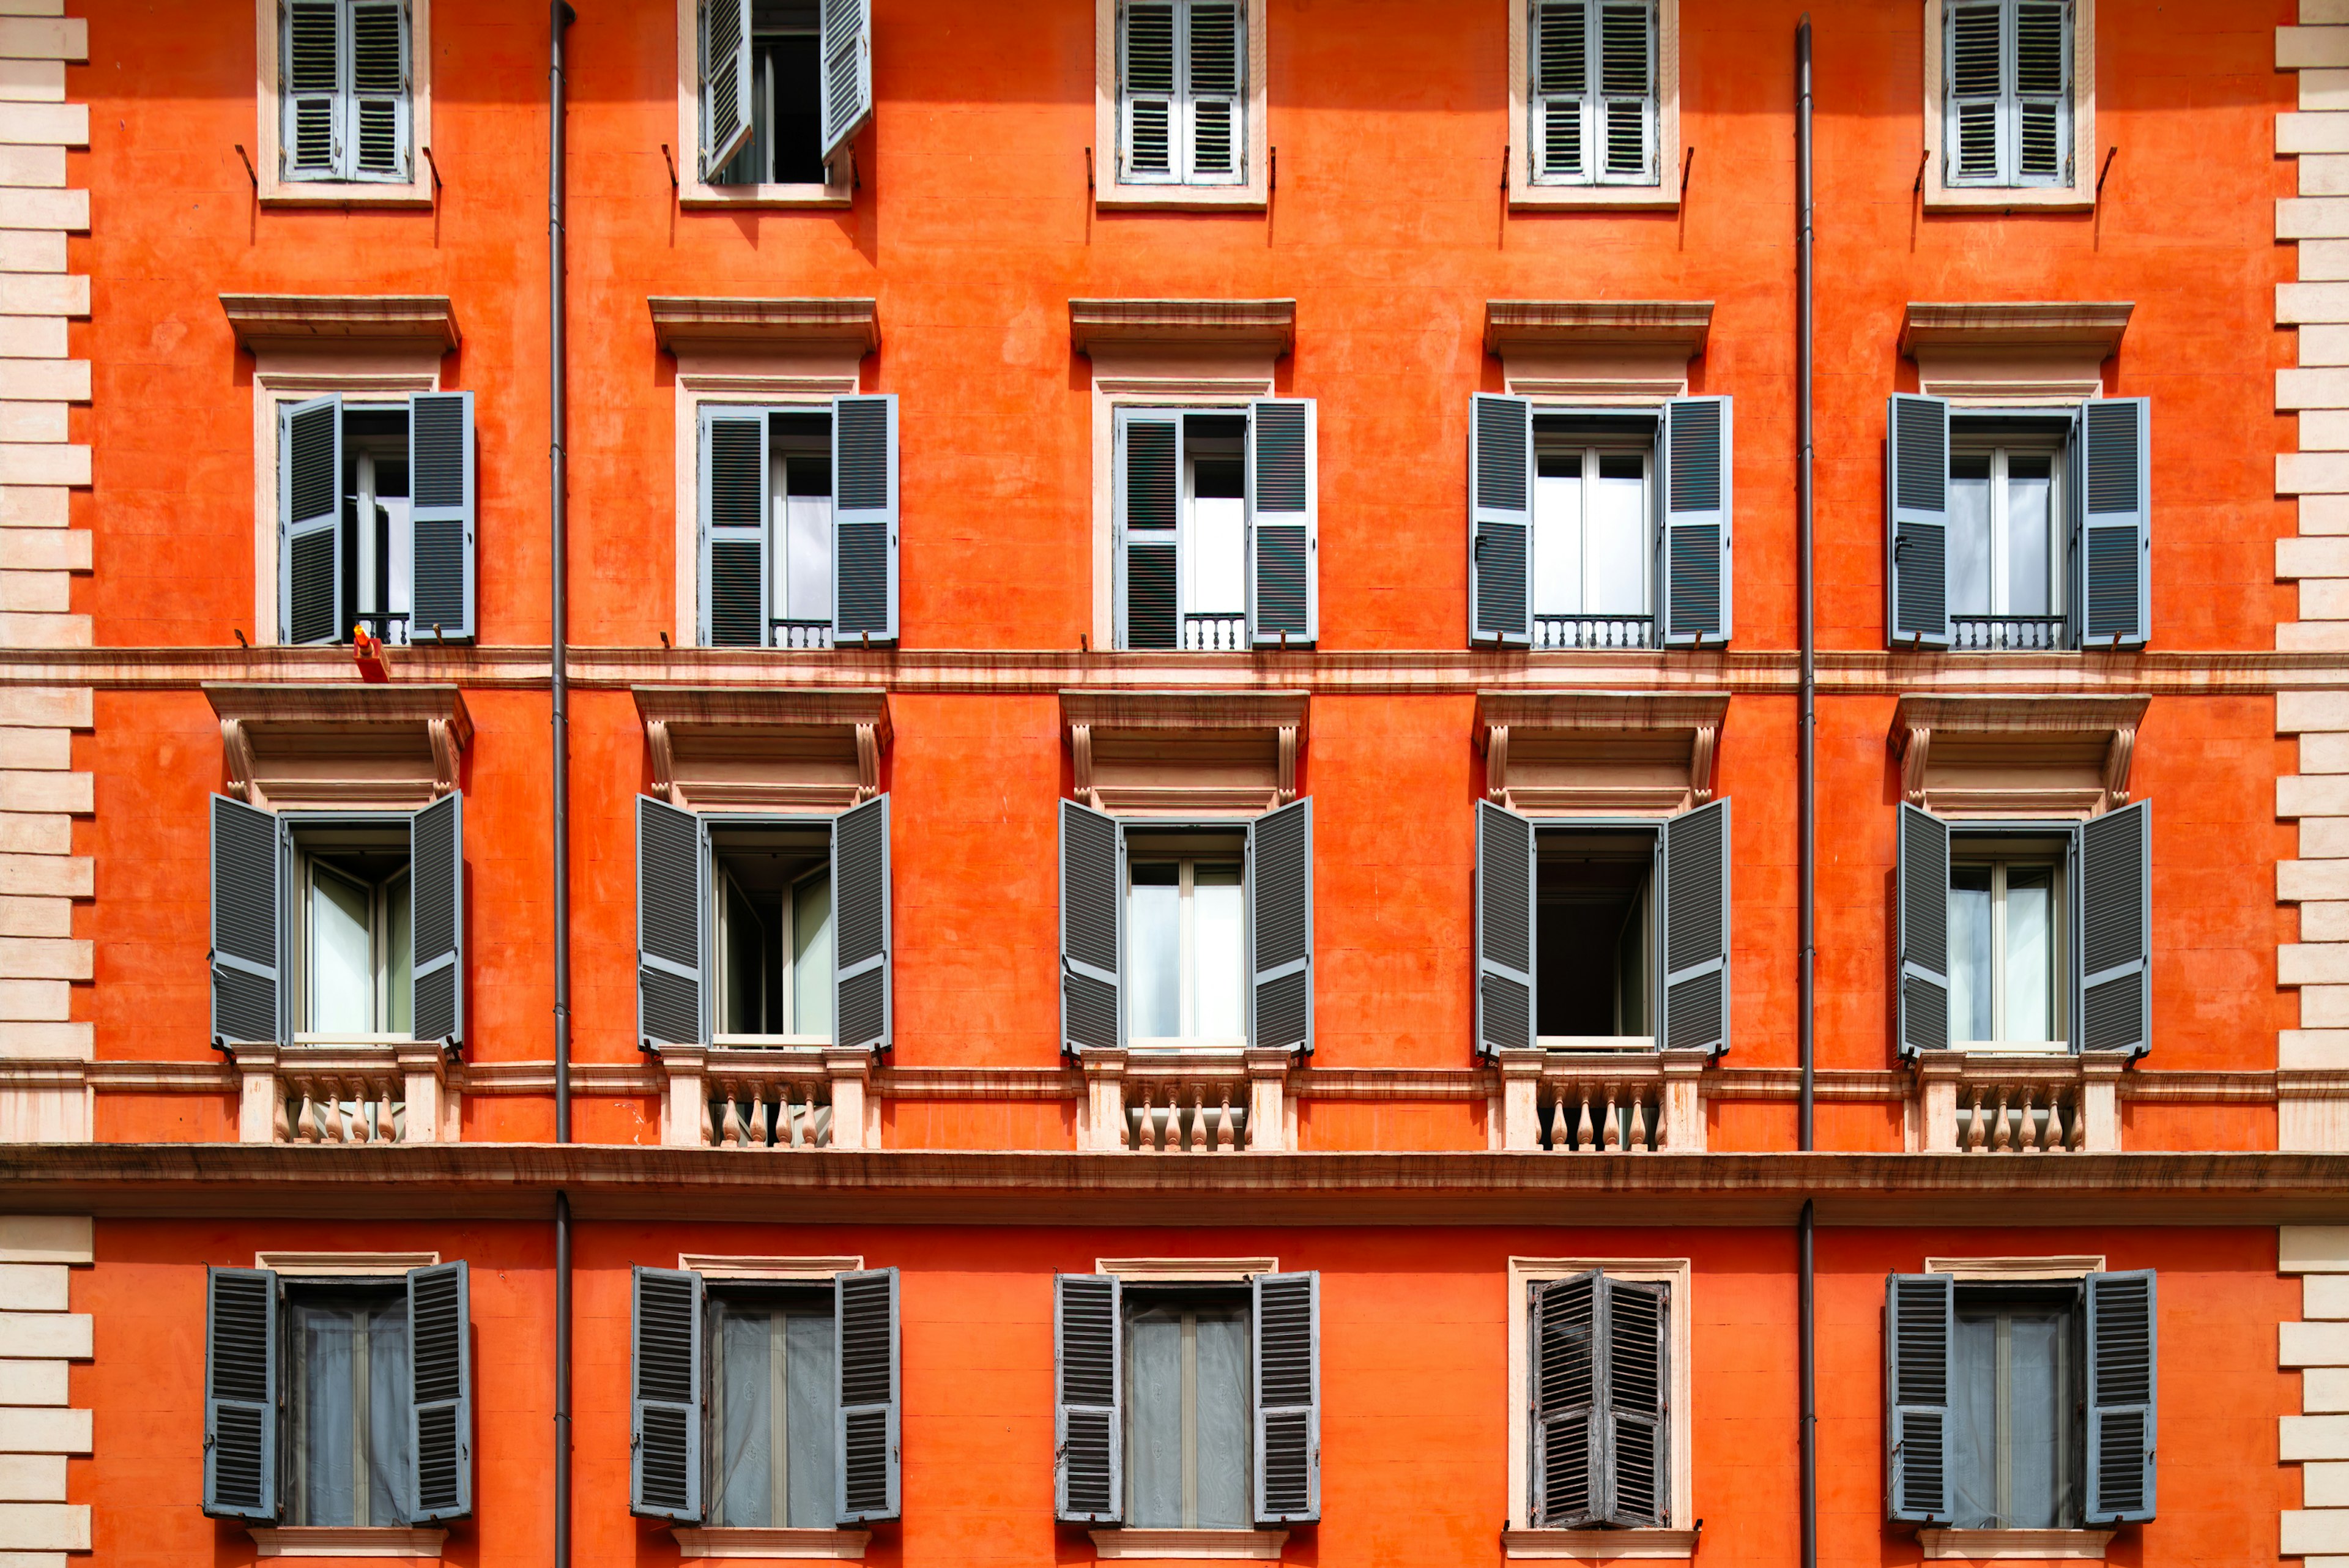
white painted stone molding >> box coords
[0,1216,91,1560]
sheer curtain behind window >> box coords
[716,1305,837,1528]
[289,1296,410,1526]
[1126,1302,1250,1528]
[1952,1306,2073,1529]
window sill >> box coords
[672,1526,872,1559]
[1917,1527,2115,1561]
[1501,1528,1698,1560]
[1537,1036,1659,1053]
[681,182,854,210]
[1922,186,2093,214]
[1090,1528,1288,1559]
[248,1526,448,1558]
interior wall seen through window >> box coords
[1949,853,2061,1047]
[1125,1294,1251,1529]
[711,1291,837,1528]
[714,826,834,1038]
[302,836,413,1036]
[1535,831,1652,1039]
[288,1289,411,1528]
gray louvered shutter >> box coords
[1887,395,1952,648]
[1476,800,1537,1058]
[699,0,755,178]
[1659,798,1729,1055]
[818,0,874,160]
[279,394,343,645]
[2077,800,2151,1057]
[1530,0,1588,182]
[1470,393,1534,645]
[836,1267,900,1522]
[1660,396,1731,646]
[1896,804,1951,1058]
[1185,2,1244,183]
[1529,1271,1599,1528]
[1060,798,1123,1053]
[408,791,463,1049]
[406,391,473,642]
[1119,2,1178,182]
[1249,399,1316,646]
[1249,799,1313,1055]
[630,1266,705,1522]
[832,792,890,1053]
[1055,1273,1123,1523]
[700,407,768,648]
[1115,409,1182,649]
[281,0,341,180]
[2080,398,2150,649]
[203,1266,279,1520]
[638,794,708,1049]
[1884,1273,1954,1525]
[2013,2,2070,184]
[2084,1269,2157,1525]
[407,1260,472,1522]
[347,0,410,182]
[1253,1270,1319,1525]
[832,395,899,644]
[1595,1,1655,182]
[1602,1277,1668,1528]
[212,794,285,1048]
[1945,2,2002,184]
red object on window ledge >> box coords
[354,629,392,683]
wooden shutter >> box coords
[819,0,875,160]
[1602,1278,1669,1528]
[1119,2,1178,181]
[637,794,708,1049]
[1529,1273,1600,1528]
[406,391,474,642]
[832,395,899,644]
[832,793,891,1053]
[1660,396,1732,647]
[1249,798,1313,1055]
[1115,409,1182,650]
[1470,393,1534,645]
[836,1268,901,1522]
[203,1266,279,1520]
[1253,1271,1319,1525]
[630,1265,705,1522]
[1060,798,1123,1053]
[1896,804,1951,1058]
[211,794,285,1048]
[1055,1273,1123,1523]
[2084,1269,2157,1525]
[347,0,410,181]
[1595,1,1654,182]
[1184,1,1244,183]
[1476,800,1537,1058]
[409,791,463,1050]
[2080,398,2150,648]
[1249,399,1316,647]
[699,0,755,177]
[407,1260,472,1522]
[280,0,341,180]
[700,407,769,648]
[1659,798,1729,1055]
[1887,394,1952,648]
[1883,1273,1954,1525]
[1945,2,2003,184]
[279,394,343,645]
[1530,0,1589,181]
[2013,1,2071,183]
[2077,800,2151,1057]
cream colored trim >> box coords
[1917,1527,2114,1561]
[674,1527,873,1559]
[1096,1256,1277,1281]
[1505,1257,1693,1532]
[250,1526,450,1558]
[1501,1528,1698,1560]
[253,0,434,207]
[256,1250,439,1275]
[680,1254,865,1280]
[1093,0,1270,209]
[1921,1254,2104,1280]
[674,1,855,207]
[1921,0,2096,212]
[0,1219,91,1266]
[1091,1529,1287,1559]
[1901,302,2129,405]
[1507,0,1680,210]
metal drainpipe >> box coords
[1795,16,1819,1568]
[549,3,576,1566]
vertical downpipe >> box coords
[549,4,576,1566]
[1795,17,1819,1568]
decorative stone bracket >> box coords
[1891,693,2147,819]
[1477,691,1728,816]
[634,686,889,812]
[1063,690,1306,817]
[206,683,472,811]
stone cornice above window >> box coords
[1890,693,2147,818]
[1069,299,1296,359]
[221,294,462,357]
[1061,689,1307,816]
[1484,300,1712,404]
[1475,690,1729,816]
[649,297,880,357]
[204,683,472,811]
[632,685,890,812]
[1899,301,2133,406]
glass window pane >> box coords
[784,1311,837,1527]
[1193,1308,1252,1528]
[1586,455,1647,614]
[783,492,834,625]
[1951,1312,2000,1530]
[718,1309,778,1526]
[1950,866,1993,1043]
[1189,496,1247,617]
[793,871,834,1037]
[2002,868,2054,1042]
[1130,866,1181,1039]
[1533,461,1583,615]
[2005,458,2054,617]
[310,866,376,1033]
[386,870,412,1035]
[289,1298,410,1528]
[1948,456,1993,617]
[1193,864,1245,1039]
[2003,1311,2068,1528]
[1126,1307,1184,1526]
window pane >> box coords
[1948,456,1992,617]
[1950,866,1993,1043]
[1127,1307,1184,1526]
[310,866,376,1033]
[2003,1310,2069,1528]
[386,870,412,1035]
[1193,1308,1252,1528]
[1193,864,1245,1038]
[1586,455,1647,614]
[2005,457,2054,617]
[717,1309,777,1526]
[1533,461,1584,615]
[289,1298,410,1527]
[793,871,834,1037]
[2002,868,2054,1042]
[1130,866,1181,1038]
[1951,1312,1999,1529]
[784,1311,837,1527]
[1189,494,1247,617]
[782,484,834,625]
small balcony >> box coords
[1951,615,2066,652]
[1533,614,1654,650]
[655,1042,876,1150]
[1078,1048,1293,1153]
[1910,1050,2123,1153]
[231,1039,454,1145]
[772,619,835,650]
[1181,613,1249,651]
[1496,1049,1708,1153]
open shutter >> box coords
[281,0,341,180]
[212,794,285,1048]
[1595,1,1655,181]
[1602,1277,1668,1528]
[203,1266,279,1520]
[1253,1271,1319,1524]
[832,792,891,1053]
[1055,1273,1123,1523]
[347,0,410,181]
[1529,1271,1600,1528]
[818,0,875,160]
[1184,1,1244,182]
[2084,1269,2157,1525]
[2013,2,2071,184]
[1887,394,1952,648]
[836,1267,901,1522]
[1476,800,1537,1058]
[1119,1,1178,180]
[631,1266,705,1522]
[2080,398,2150,649]
[638,795,708,1049]
[279,394,344,645]
[1896,804,1951,1058]
[409,791,463,1050]
[832,395,899,645]
[1249,798,1313,1056]
[2077,800,2151,1057]
[406,391,473,642]
[698,0,755,178]
[1945,2,2003,183]
[1884,1273,1954,1525]
[700,407,769,648]
[1115,409,1182,650]
[1660,396,1731,645]
[1658,798,1729,1055]
[1470,393,1534,645]
[407,1260,472,1523]
[1248,399,1317,647]
[1060,798,1123,1053]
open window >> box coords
[698,398,898,649]
[696,0,870,187]
[276,392,474,647]
[1114,403,1316,651]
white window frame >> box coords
[1126,849,1249,1051]
[254,0,433,207]
[709,826,835,1048]
[674,379,853,645]
[675,0,854,209]
[1922,0,2095,211]
[1947,442,2066,623]
[1094,0,1269,209]
[1948,844,2068,1056]
[295,850,414,1041]
[1508,0,1677,210]
[1531,433,1657,632]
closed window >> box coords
[1948,849,2063,1049]
[709,1289,838,1527]
[1534,430,1652,647]
[1951,1288,2079,1529]
[1126,1293,1252,1528]
[286,1288,412,1527]
[1945,0,2072,188]
[1128,848,1247,1047]
[698,399,899,650]
[1115,404,1316,652]
[1117,0,1244,187]
[1529,0,1657,185]
[280,0,412,184]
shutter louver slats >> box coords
[2084,1270,2158,1525]
[1253,1271,1319,1524]
[1597,4,1652,179]
[1116,411,1182,650]
[409,792,463,1049]
[1896,804,1951,1057]
[283,0,340,179]
[1469,393,1534,645]
[407,1260,472,1522]
[1186,3,1242,180]
[406,391,474,642]
[819,0,875,160]
[1055,1274,1123,1523]
[1475,800,1537,1058]
[2014,2,2066,180]
[348,0,409,181]
[1885,1273,1954,1525]
[2077,800,2151,1057]
[2080,398,2150,648]
[1534,1,1587,178]
[1249,799,1313,1056]
[1948,4,2002,182]
[204,1267,279,1521]
[700,0,757,177]
[1603,1279,1668,1528]
[637,795,708,1049]
[1661,396,1732,645]
[1060,799,1124,1053]
[700,409,768,648]
[1248,399,1316,646]
[280,395,343,646]
[831,793,891,1053]
[630,1266,705,1522]
[1887,394,1953,648]
[1659,798,1730,1055]
[1121,2,1177,178]
[1530,1273,1598,1528]
[836,1268,901,1522]
[211,795,284,1049]
[831,395,899,644]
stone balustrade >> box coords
[231,1041,454,1145]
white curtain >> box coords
[716,1307,837,1526]
[1952,1309,2071,1529]
[1127,1304,1250,1528]
[290,1296,410,1526]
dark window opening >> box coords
[1535,830,1652,1039]
[338,406,410,646]
[716,5,828,187]
[710,823,833,1038]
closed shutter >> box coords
[1476,800,1537,1058]
[1595,2,1655,182]
[408,791,463,1049]
[836,1267,901,1522]
[1658,798,1729,1055]
[347,0,410,181]
[1119,2,1178,181]
[1529,1272,1599,1528]
[1660,396,1731,645]
[1055,1273,1123,1523]
[1887,394,1952,648]
[637,795,708,1049]
[1114,409,1182,650]
[203,1266,280,1520]
[2084,1269,2157,1525]
[1896,804,1951,1058]
[211,794,285,1049]
[407,1260,472,1522]
[700,407,769,648]
[1060,799,1124,1053]
[1945,2,2003,184]
[2077,800,2151,1057]
[1603,1278,1669,1528]
[2079,398,2150,648]
[699,0,756,178]
[1252,1271,1319,1524]
[1249,799,1313,1055]
[831,793,891,1053]
[1185,2,1244,183]
[1469,393,1534,645]
[819,0,875,160]
[1530,0,1588,181]
[630,1265,705,1522]
[406,391,474,642]
[279,394,344,646]
[1249,399,1316,647]
[2013,2,2070,184]
[1884,1273,1954,1525]
[281,0,341,180]
[831,395,899,644]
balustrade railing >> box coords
[707,1077,834,1149]
[1540,1079,1668,1151]
[1951,615,2067,652]
[1182,614,1249,652]
[772,619,836,650]
[1533,615,1654,650]
[1126,1078,1250,1153]
[1952,1082,2085,1152]
[281,1072,406,1144]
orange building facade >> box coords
[5,0,2348,1564]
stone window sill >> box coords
[248,1526,448,1558]
[259,186,435,209]
[1090,1528,1288,1559]
[1509,185,1679,211]
[680,182,854,210]
[672,1526,873,1559]
[1502,1528,1696,1559]
[1918,1527,2116,1561]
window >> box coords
[1128,842,1247,1047]
[1535,428,1652,648]
[713,821,836,1039]
[710,1288,838,1526]
[285,1287,411,1527]
[1951,1288,2077,1528]
[1114,403,1316,651]
[279,0,412,185]
[297,825,414,1037]
[1949,441,2063,650]
[694,0,871,190]
[697,399,899,649]
[1527,1273,1669,1529]
[1116,0,1244,187]
[1944,0,2071,189]
[1127,1293,1252,1527]
[711,5,828,187]
[1529,0,1657,186]
[276,393,475,647]
[1949,847,2063,1050]
[1536,830,1652,1041]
